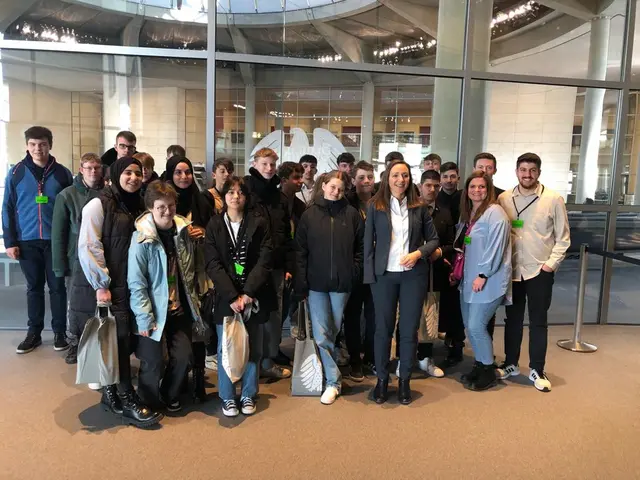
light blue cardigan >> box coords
[455,203,512,305]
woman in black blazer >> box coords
[364,160,439,405]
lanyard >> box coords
[512,185,544,219]
[224,214,243,250]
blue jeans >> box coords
[216,321,263,401]
[307,290,350,390]
[460,296,504,366]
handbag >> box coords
[76,305,120,386]
[291,299,324,397]
[418,267,440,343]
[452,221,475,282]
[221,302,258,384]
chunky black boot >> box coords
[398,378,412,405]
[461,361,483,386]
[65,345,78,365]
[192,367,207,403]
[119,391,163,428]
[468,364,498,391]
[100,385,123,415]
[372,378,388,404]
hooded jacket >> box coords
[295,196,364,295]
[51,173,104,277]
[127,212,206,341]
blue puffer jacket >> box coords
[2,154,73,247]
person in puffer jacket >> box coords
[294,170,364,406]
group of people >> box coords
[1,125,570,428]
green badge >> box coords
[512,219,524,229]
[35,195,49,204]
[168,275,176,285]
[464,235,471,245]
[234,262,245,275]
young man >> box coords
[166,145,186,160]
[101,131,137,168]
[473,152,504,197]
[52,153,105,363]
[204,158,234,214]
[437,161,462,223]
[343,161,376,380]
[277,161,306,230]
[245,148,294,379]
[498,153,570,392]
[297,154,318,206]
[2,126,73,354]
[423,153,442,172]
[135,152,158,198]
[336,152,356,179]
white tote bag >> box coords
[221,301,258,384]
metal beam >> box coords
[0,0,39,31]
[228,26,255,85]
[377,0,438,37]
[536,0,597,20]
[311,21,372,82]
[121,16,144,47]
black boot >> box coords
[65,345,78,365]
[372,378,388,404]
[192,367,207,403]
[468,364,498,391]
[398,378,412,405]
[461,361,483,385]
[118,391,163,428]
[442,346,464,368]
[100,385,123,415]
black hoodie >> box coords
[294,196,364,295]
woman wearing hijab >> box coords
[164,155,214,402]
[76,157,163,428]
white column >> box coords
[576,16,610,204]
[360,81,375,161]
[102,55,130,151]
[244,84,256,160]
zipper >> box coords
[38,160,54,240]
[330,217,334,283]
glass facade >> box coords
[1,0,639,325]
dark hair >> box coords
[144,181,177,210]
[299,154,318,165]
[420,170,441,183]
[440,161,459,174]
[221,176,250,212]
[460,171,496,223]
[354,160,374,173]
[384,151,404,164]
[277,161,304,180]
[167,144,186,157]
[372,160,422,211]
[214,158,235,174]
[423,153,442,164]
[473,152,497,168]
[24,126,53,147]
[517,152,542,169]
[336,152,356,165]
[116,131,136,143]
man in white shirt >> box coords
[296,154,317,205]
[498,153,570,392]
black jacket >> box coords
[285,191,307,235]
[363,201,439,284]
[429,204,456,291]
[245,168,294,273]
[494,185,505,198]
[140,172,159,198]
[204,209,275,324]
[437,189,462,224]
[295,196,364,295]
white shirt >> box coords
[224,214,242,246]
[386,196,410,272]
[296,182,315,206]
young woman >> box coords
[204,176,275,417]
[128,181,207,412]
[77,156,163,428]
[364,160,439,405]
[295,171,364,405]
[204,158,234,214]
[451,171,511,391]
[165,155,214,402]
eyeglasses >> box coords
[153,205,175,214]
[118,143,136,151]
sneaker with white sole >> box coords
[418,357,444,378]
[261,365,292,379]
[320,386,339,405]
[240,397,256,415]
[88,383,102,391]
[205,354,218,372]
[222,399,239,417]
[498,363,520,380]
[529,369,551,392]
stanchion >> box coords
[557,243,598,353]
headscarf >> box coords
[166,155,199,217]
[110,156,143,215]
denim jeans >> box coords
[460,296,504,366]
[216,321,263,401]
[307,290,350,390]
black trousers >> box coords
[343,282,375,366]
[371,269,428,381]
[504,271,555,372]
[17,240,67,334]
[441,284,465,350]
[114,311,136,394]
[136,313,193,406]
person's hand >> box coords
[449,273,458,286]
[399,251,422,269]
[241,294,254,306]
[541,265,554,273]
[230,296,245,313]
[139,326,156,337]
[472,276,487,293]
[285,272,293,282]
[96,288,111,305]
[429,248,442,263]
[188,225,205,240]
[6,247,19,260]
[443,258,452,268]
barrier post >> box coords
[557,243,598,352]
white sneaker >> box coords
[205,354,218,372]
[88,382,102,391]
[320,386,340,405]
[395,363,400,377]
[240,397,256,415]
[418,357,444,378]
[498,363,520,380]
[529,369,551,392]
[222,399,239,417]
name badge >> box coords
[35,195,49,204]
[512,219,524,229]
[464,236,471,245]
[234,262,245,275]
[168,275,176,285]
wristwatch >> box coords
[478,274,487,279]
